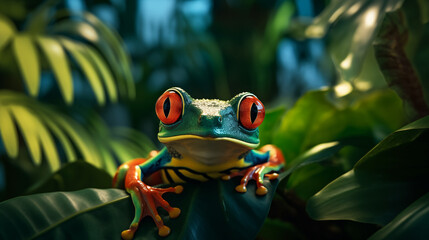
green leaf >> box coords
[9,105,43,165]
[306,169,428,225]
[12,34,40,96]
[272,89,404,164]
[354,115,429,177]
[307,0,404,81]
[37,36,73,104]
[44,109,104,168]
[279,141,344,181]
[286,163,344,200]
[26,161,112,195]
[85,45,118,102]
[60,37,105,105]
[369,191,429,240]
[0,179,278,239]
[306,115,429,225]
[0,106,18,158]
[0,188,131,239]
[0,14,16,52]
[82,12,135,99]
[259,107,286,147]
[41,115,77,164]
[0,103,59,170]
[0,91,103,170]
[273,90,336,162]
[51,14,134,99]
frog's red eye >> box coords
[155,90,183,125]
[238,95,265,130]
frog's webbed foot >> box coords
[222,144,284,196]
[122,173,183,239]
[222,165,279,196]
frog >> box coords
[113,87,285,240]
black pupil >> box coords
[250,103,258,123]
[163,97,170,117]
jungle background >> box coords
[1,0,429,239]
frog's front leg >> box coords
[113,150,183,239]
[223,144,285,195]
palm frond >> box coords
[12,34,40,97]
[36,36,73,103]
[0,14,15,52]
[0,7,134,105]
[83,114,156,167]
[0,91,155,175]
[0,91,90,170]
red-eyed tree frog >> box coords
[113,87,285,239]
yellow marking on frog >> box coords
[166,156,250,173]
[158,135,259,149]
[178,169,208,181]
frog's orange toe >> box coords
[158,225,171,237]
[121,229,135,240]
[256,186,268,196]
[266,173,279,180]
[174,185,183,194]
[169,207,181,218]
[235,184,247,193]
[222,175,231,180]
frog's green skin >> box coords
[113,87,284,240]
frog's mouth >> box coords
[158,135,259,165]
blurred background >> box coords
[1,0,429,239]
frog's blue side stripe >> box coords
[139,148,172,177]
[245,150,270,165]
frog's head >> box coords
[155,87,265,165]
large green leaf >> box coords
[0,179,278,239]
[25,161,112,195]
[306,115,429,225]
[279,141,344,180]
[272,89,404,164]
[279,141,367,200]
[306,169,428,225]
[306,0,404,81]
[272,90,336,162]
[258,107,286,147]
[369,191,429,240]
[286,163,344,201]
[0,188,131,239]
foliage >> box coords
[0,138,351,240]
[0,91,153,176]
[0,178,277,240]
[307,115,429,238]
[1,0,429,239]
[0,0,146,201]
[0,4,134,104]
[305,0,404,82]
